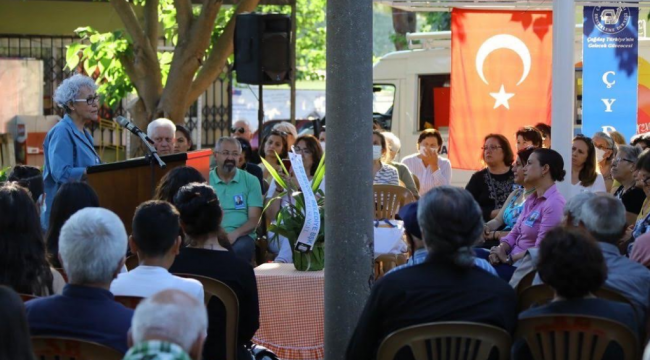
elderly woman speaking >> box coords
[42,74,101,228]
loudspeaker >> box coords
[234,13,292,85]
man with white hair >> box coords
[382,132,419,199]
[579,195,650,319]
[124,290,208,360]
[25,208,133,353]
[231,119,253,142]
[272,121,298,148]
[148,118,176,156]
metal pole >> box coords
[290,0,297,125]
[258,83,264,147]
[552,0,575,198]
[324,0,374,359]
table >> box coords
[253,263,324,360]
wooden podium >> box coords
[86,149,212,234]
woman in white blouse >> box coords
[402,129,452,195]
[569,134,606,199]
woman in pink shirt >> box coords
[488,148,567,280]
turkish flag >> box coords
[449,9,553,170]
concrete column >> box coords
[552,0,575,198]
[324,0,375,358]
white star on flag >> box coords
[490,85,515,110]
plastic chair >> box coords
[19,293,37,302]
[31,336,122,360]
[518,285,635,313]
[174,273,239,360]
[515,270,536,297]
[114,295,143,309]
[373,184,415,220]
[515,315,638,360]
[125,254,139,271]
[377,322,512,360]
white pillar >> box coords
[552,0,575,198]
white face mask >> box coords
[595,148,606,162]
[420,147,438,156]
[320,141,326,151]
[372,145,383,160]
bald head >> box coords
[130,289,207,359]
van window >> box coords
[373,84,395,130]
[418,74,451,131]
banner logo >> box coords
[593,7,631,34]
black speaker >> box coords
[234,13,292,85]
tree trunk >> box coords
[391,8,416,51]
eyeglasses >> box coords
[612,157,635,166]
[271,129,288,138]
[216,151,241,158]
[481,145,503,151]
[73,95,99,105]
[594,144,612,151]
[294,146,312,155]
[231,127,245,134]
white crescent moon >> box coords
[475,34,532,86]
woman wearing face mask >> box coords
[569,135,606,199]
[402,129,451,196]
[372,131,399,185]
[592,132,617,192]
[318,126,326,150]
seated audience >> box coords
[0,183,55,296]
[382,131,419,198]
[273,121,298,148]
[569,135,606,198]
[466,134,515,221]
[630,233,650,269]
[512,227,639,360]
[148,118,176,156]
[259,129,290,181]
[174,124,195,153]
[124,290,208,360]
[484,147,536,242]
[515,126,543,151]
[612,145,645,226]
[580,195,650,319]
[372,130,399,185]
[592,131,617,192]
[154,166,206,203]
[211,137,263,261]
[0,285,35,360]
[110,201,203,301]
[169,183,259,360]
[386,202,496,276]
[346,186,517,360]
[534,123,551,148]
[25,208,133,353]
[8,165,44,208]
[629,149,650,244]
[45,182,100,268]
[318,125,326,147]
[484,149,566,281]
[236,137,265,193]
[401,129,451,196]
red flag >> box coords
[449,9,553,170]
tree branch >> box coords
[174,0,193,40]
[144,0,159,53]
[187,0,260,105]
[111,0,151,53]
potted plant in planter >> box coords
[261,153,325,271]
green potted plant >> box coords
[261,153,325,271]
[0,167,10,184]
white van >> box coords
[372,27,650,187]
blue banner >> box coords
[583,6,638,141]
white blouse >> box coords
[568,173,607,199]
[401,153,452,195]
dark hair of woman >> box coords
[295,134,323,176]
[259,129,289,162]
[7,165,43,203]
[175,124,195,151]
[173,183,231,250]
[636,148,650,172]
[516,126,544,148]
[0,183,53,296]
[537,227,607,299]
[517,146,536,165]
[573,135,598,187]
[417,129,444,147]
[236,137,254,165]
[483,134,515,166]
[154,166,206,203]
[532,148,566,182]
[373,130,387,151]
[45,182,100,268]
[535,123,551,138]
[0,285,35,360]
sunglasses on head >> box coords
[231,127,245,134]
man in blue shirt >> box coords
[26,208,133,354]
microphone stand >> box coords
[136,131,166,198]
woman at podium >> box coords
[41,74,101,229]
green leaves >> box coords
[65,43,86,70]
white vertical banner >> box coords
[289,151,321,252]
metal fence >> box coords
[0,34,232,155]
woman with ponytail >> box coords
[168,183,259,360]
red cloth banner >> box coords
[450,9,553,170]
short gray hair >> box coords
[214,137,242,152]
[417,186,483,268]
[59,208,127,284]
[563,192,597,227]
[580,194,627,243]
[382,132,402,154]
[273,122,298,139]
[131,290,208,352]
[618,145,641,163]
[147,118,177,137]
[53,74,97,111]
[593,131,617,160]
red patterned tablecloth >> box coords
[253,263,324,360]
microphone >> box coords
[115,116,154,144]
